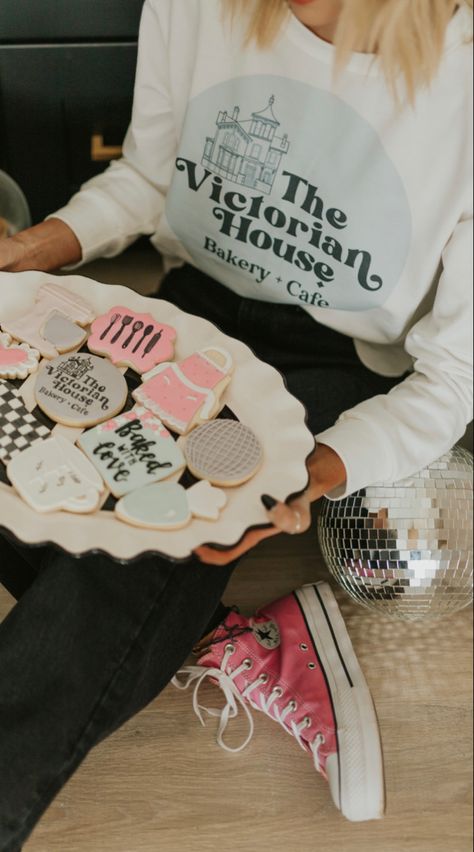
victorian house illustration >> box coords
[202,96,290,195]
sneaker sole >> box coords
[294,582,385,822]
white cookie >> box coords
[7,435,105,514]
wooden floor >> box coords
[1,528,472,852]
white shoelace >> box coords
[172,646,326,770]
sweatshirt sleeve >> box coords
[315,212,473,498]
[47,0,175,264]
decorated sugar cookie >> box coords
[7,434,105,514]
[133,347,233,435]
[0,380,50,465]
[183,420,263,486]
[0,332,40,380]
[77,407,186,498]
[87,306,176,374]
[2,283,94,359]
[115,480,227,530]
[43,313,88,353]
[34,353,128,428]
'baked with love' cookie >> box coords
[78,408,185,498]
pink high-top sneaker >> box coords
[173,582,385,822]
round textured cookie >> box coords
[34,352,128,428]
[183,420,263,487]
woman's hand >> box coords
[194,443,346,565]
[0,219,82,272]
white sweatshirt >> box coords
[51,0,473,497]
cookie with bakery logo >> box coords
[7,434,105,514]
[34,353,128,428]
[133,347,233,435]
[87,306,176,374]
[0,332,40,380]
[115,480,227,530]
[77,407,186,498]
[2,283,94,359]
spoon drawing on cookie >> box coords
[122,320,144,349]
[132,324,154,353]
[110,315,133,344]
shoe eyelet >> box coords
[272,686,284,697]
[289,700,298,712]
[299,643,309,652]
[308,662,316,670]
[225,643,235,654]
[304,716,312,728]
[259,673,269,684]
[316,732,326,745]
[243,658,253,670]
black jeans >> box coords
[0,265,401,851]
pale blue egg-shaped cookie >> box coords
[115,482,191,530]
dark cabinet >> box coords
[0,2,143,223]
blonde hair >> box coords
[227,0,473,99]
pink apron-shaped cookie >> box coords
[133,347,233,434]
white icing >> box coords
[7,435,104,514]
[187,480,227,520]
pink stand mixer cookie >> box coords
[2,283,94,359]
[87,306,176,374]
[132,347,233,435]
[0,332,40,380]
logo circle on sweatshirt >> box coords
[166,75,412,312]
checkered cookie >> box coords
[184,420,263,486]
[0,380,50,465]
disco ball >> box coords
[317,445,473,621]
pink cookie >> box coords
[133,347,233,435]
[2,283,94,359]
[0,333,40,380]
[88,306,176,374]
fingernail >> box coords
[261,494,278,511]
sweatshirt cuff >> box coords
[46,199,127,269]
[315,417,395,500]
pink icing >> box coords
[0,346,28,367]
[88,306,176,374]
[138,368,208,429]
[179,354,226,389]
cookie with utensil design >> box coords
[87,306,176,374]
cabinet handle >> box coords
[91,133,123,162]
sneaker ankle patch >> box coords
[251,619,281,649]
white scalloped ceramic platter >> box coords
[0,271,314,562]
